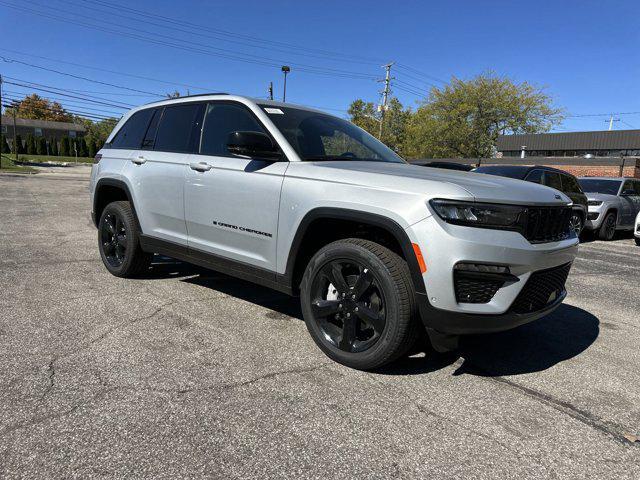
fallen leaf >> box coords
[623,433,639,443]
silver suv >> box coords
[90,94,578,369]
[578,177,640,240]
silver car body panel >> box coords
[92,94,579,322]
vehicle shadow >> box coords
[378,304,600,377]
[141,257,304,319]
[142,257,599,378]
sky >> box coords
[0,0,638,132]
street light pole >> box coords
[281,66,290,102]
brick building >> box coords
[1,116,86,150]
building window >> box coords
[34,127,43,137]
[1,125,6,134]
[69,131,77,138]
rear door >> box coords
[184,101,287,271]
[619,180,636,226]
[121,102,204,245]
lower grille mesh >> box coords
[511,263,572,314]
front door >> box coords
[184,102,287,271]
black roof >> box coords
[473,165,572,180]
[497,129,640,151]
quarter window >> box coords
[141,108,162,149]
[561,174,582,194]
[524,169,543,184]
[543,171,563,191]
[154,103,204,153]
[110,109,155,149]
[200,103,267,156]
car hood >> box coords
[294,161,572,206]
[585,193,619,202]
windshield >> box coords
[577,179,621,195]
[259,105,405,163]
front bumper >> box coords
[584,205,605,230]
[407,215,578,335]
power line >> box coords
[3,1,379,80]
[2,101,115,121]
[3,90,123,116]
[0,55,164,97]
[3,78,135,109]
[73,0,384,66]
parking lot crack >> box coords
[487,376,636,446]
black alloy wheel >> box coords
[569,212,583,237]
[598,212,617,241]
[100,211,127,268]
[98,201,152,277]
[309,259,386,353]
[300,238,420,370]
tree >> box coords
[26,134,37,155]
[5,94,73,122]
[348,97,412,154]
[403,72,564,159]
[88,139,98,158]
[1,135,10,154]
[49,137,58,156]
[82,117,118,150]
[166,90,181,98]
[77,137,88,157]
[60,136,71,156]
[14,134,25,154]
[37,136,48,155]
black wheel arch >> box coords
[93,178,142,232]
[280,208,426,296]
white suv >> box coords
[90,94,579,369]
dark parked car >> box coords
[412,160,475,171]
[473,165,588,235]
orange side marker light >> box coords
[412,243,427,274]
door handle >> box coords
[190,161,212,172]
[131,155,146,165]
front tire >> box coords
[569,212,584,238]
[300,238,419,370]
[98,201,152,277]
[635,237,640,246]
[597,212,617,241]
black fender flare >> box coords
[93,178,141,230]
[280,207,426,295]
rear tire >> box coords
[300,238,420,370]
[597,212,617,241]
[98,201,152,278]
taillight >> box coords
[94,154,102,164]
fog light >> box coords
[454,263,510,274]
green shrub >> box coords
[60,136,70,156]
[88,139,97,158]
[26,134,37,155]
[1,135,9,154]
[37,137,48,155]
[14,134,25,154]
[49,137,58,156]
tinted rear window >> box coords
[578,179,622,195]
[154,103,204,153]
[473,166,529,179]
[110,109,155,149]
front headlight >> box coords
[429,199,527,230]
[587,200,603,206]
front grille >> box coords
[523,207,572,244]
[454,273,503,303]
[511,263,572,314]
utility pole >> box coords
[12,108,17,161]
[378,63,394,139]
[607,115,620,131]
[281,66,290,102]
[268,81,274,101]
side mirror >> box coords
[621,189,635,196]
[227,131,282,160]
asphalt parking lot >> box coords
[1,168,639,479]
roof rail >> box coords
[142,92,229,106]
